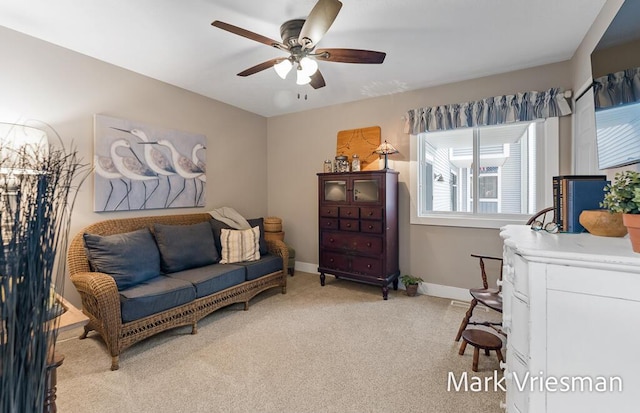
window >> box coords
[410,118,559,229]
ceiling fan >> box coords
[211,0,386,89]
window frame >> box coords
[409,117,559,229]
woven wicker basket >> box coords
[264,216,282,232]
[265,231,284,241]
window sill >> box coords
[410,213,528,229]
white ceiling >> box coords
[0,0,609,117]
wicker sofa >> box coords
[67,213,288,370]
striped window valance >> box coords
[593,67,640,110]
[405,87,572,135]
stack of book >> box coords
[552,175,608,233]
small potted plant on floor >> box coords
[399,274,424,297]
[601,170,640,252]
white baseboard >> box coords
[420,283,471,302]
[294,261,471,302]
[294,261,319,275]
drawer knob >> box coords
[347,211,352,215]
[368,211,373,216]
[327,222,332,226]
[366,242,372,247]
[329,238,334,243]
[346,223,351,228]
[368,225,373,229]
[329,258,334,263]
[367,264,372,269]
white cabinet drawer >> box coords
[512,254,529,298]
[509,292,530,359]
[547,264,640,301]
[506,352,529,413]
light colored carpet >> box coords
[55,272,504,412]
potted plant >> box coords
[399,274,424,297]
[601,170,640,252]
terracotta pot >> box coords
[579,210,627,237]
[623,214,640,253]
[405,284,419,297]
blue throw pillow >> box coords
[153,221,219,273]
[83,228,161,290]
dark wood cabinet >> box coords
[317,170,399,299]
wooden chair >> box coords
[454,207,555,342]
[454,254,503,341]
[526,206,555,226]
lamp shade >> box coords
[296,70,312,85]
[373,140,399,170]
[373,140,399,155]
[299,57,318,77]
[274,59,293,79]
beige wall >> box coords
[0,26,268,306]
[591,38,640,78]
[570,0,624,94]
[267,61,572,291]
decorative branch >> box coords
[0,122,88,413]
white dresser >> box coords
[500,225,640,413]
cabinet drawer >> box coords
[506,352,529,413]
[339,206,359,219]
[351,256,383,276]
[513,254,529,297]
[340,219,359,232]
[360,207,383,220]
[361,221,383,234]
[321,232,382,254]
[320,218,339,230]
[510,293,530,359]
[351,235,382,254]
[320,206,338,218]
[321,251,349,272]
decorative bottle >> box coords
[351,154,360,172]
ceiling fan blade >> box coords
[315,48,386,64]
[310,70,326,89]
[298,0,343,50]
[212,20,287,50]
[237,58,286,77]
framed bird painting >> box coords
[93,114,206,211]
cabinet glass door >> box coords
[353,179,379,202]
[324,180,347,202]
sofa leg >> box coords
[79,326,90,339]
[191,322,198,335]
[111,356,119,371]
[281,285,287,294]
[244,301,249,311]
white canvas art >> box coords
[93,114,206,211]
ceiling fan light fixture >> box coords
[296,70,312,85]
[274,59,293,79]
[299,56,318,77]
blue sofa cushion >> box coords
[119,276,196,323]
[235,254,282,281]
[210,217,268,256]
[83,228,161,290]
[153,221,219,273]
[166,263,245,298]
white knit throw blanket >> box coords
[208,207,251,229]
